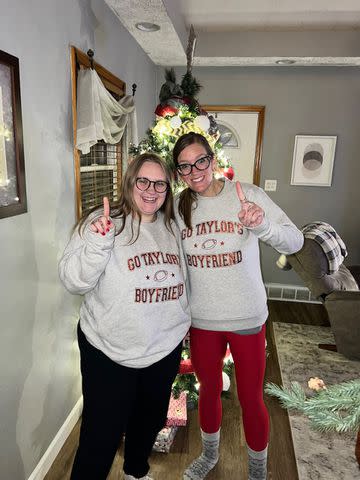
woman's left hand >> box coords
[236,181,264,228]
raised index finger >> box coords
[236,181,246,203]
[103,196,110,218]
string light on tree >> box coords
[129,25,233,183]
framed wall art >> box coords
[291,135,337,187]
[202,105,265,186]
[0,49,27,218]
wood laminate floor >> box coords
[44,301,329,480]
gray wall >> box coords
[169,66,360,284]
[0,1,156,478]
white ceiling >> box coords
[178,0,360,31]
[105,0,360,66]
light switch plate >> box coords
[264,179,277,191]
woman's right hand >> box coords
[90,197,114,235]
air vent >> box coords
[265,283,320,304]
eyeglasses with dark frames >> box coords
[135,177,169,193]
[176,155,213,176]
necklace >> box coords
[197,178,224,198]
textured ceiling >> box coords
[105,0,360,67]
[178,0,360,32]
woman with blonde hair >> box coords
[59,153,190,480]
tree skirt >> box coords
[272,322,360,480]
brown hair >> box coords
[78,152,174,243]
[173,132,214,229]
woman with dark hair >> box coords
[173,133,303,480]
[59,153,190,480]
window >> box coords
[70,46,126,219]
[216,122,239,148]
[79,143,120,214]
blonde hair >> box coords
[78,152,175,243]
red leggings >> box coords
[190,324,269,451]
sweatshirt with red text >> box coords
[59,212,190,368]
[175,179,303,331]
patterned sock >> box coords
[183,429,220,480]
[248,445,268,480]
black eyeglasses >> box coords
[135,177,169,193]
[176,155,213,176]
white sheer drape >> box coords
[76,68,138,154]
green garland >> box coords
[265,379,360,433]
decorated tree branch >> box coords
[173,340,234,407]
[265,378,360,433]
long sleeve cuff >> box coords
[246,216,271,237]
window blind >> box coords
[79,141,122,215]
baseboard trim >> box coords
[28,396,83,480]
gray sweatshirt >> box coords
[59,212,191,368]
[175,179,304,331]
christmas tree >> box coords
[130,24,232,181]
[129,67,234,189]
[172,335,234,406]
[129,69,236,403]
[130,27,235,406]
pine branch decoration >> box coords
[181,71,202,98]
[164,68,176,84]
[265,382,307,410]
[265,379,360,433]
[159,68,183,104]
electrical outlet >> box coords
[264,179,277,191]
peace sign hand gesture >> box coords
[90,197,114,235]
[236,181,264,228]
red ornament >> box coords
[154,104,178,117]
[180,95,192,106]
[223,166,234,181]
[178,347,231,375]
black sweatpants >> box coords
[71,324,182,479]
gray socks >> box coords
[183,429,220,480]
[248,445,268,480]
